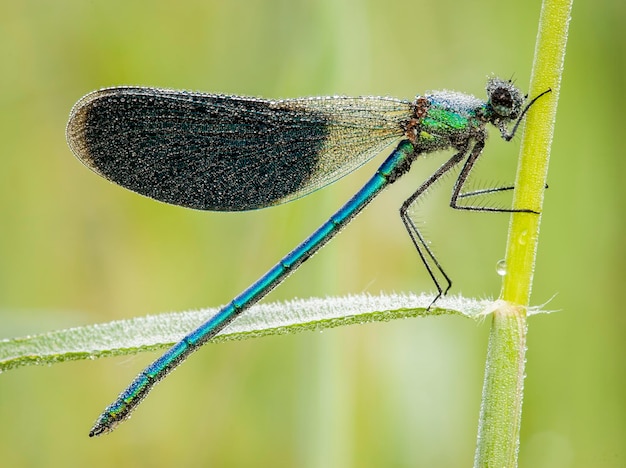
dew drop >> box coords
[518,230,528,245]
[496,259,507,276]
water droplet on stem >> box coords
[496,259,507,276]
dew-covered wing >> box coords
[66,87,411,211]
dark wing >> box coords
[66,87,411,211]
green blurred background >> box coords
[0,0,623,466]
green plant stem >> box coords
[474,0,572,466]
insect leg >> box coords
[399,144,470,305]
[450,136,540,214]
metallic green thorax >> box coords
[414,91,485,149]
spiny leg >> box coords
[399,144,470,305]
[456,185,515,200]
[456,184,548,203]
[449,135,540,214]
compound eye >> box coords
[490,87,515,117]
